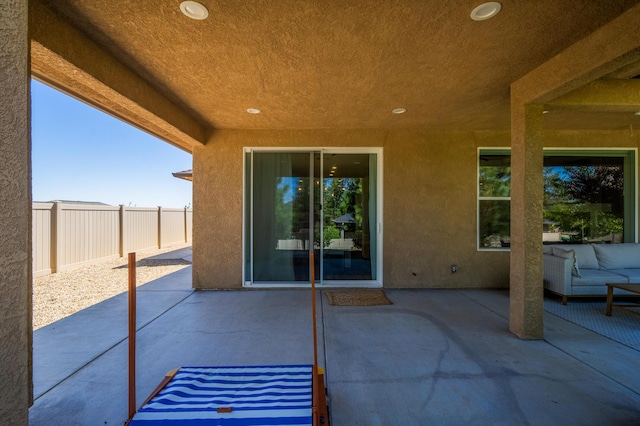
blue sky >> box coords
[31,79,193,208]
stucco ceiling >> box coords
[38,0,640,131]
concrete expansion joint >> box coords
[34,290,196,403]
[543,337,640,398]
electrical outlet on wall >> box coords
[451,265,457,273]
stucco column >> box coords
[0,0,32,422]
[509,102,544,339]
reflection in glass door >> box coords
[245,149,380,286]
[321,153,377,282]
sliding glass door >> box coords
[244,149,381,286]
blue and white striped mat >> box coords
[129,365,313,425]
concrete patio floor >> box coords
[30,267,640,425]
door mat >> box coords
[325,290,392,306]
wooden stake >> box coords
[128,252,137,420]
[311,251,319,377]
[311,250,319,425]
[310,250,329,424]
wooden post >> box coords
[128,252,137,420]
[311,250,318,425]
[310,251,329,424]
[311,251,318,370]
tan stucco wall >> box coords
[383,131,510,288]
[193,129,640,290]
[193,130,513,289]
[0,0,32,422]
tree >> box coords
[565,165,623,212]
[288,177,311,236]
[478,162,511,245]
[323,225,341,247]
[543,165,624,241]
[274,177,293,239]
[479,165,510,197]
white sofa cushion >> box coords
[549,244,600,269]
[592,243,640,270]
[571,269,628,286]
[606,269,640,282]
[551,247,581,277]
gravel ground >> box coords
[33,244,191,330]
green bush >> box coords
[323,225,341,247]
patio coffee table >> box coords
[605,283,640,316]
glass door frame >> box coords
[243,147,383,288]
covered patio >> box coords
[4,2,640,422]
[29,266,640,424]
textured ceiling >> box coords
[39,0,640,131]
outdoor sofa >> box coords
[543,243,640,304]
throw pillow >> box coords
[552,247,581,277]
[548,244,599,269]
[592,243,640,270]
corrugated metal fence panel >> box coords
[32,203,53,276]
[124,207,159,252]
[161,208,186,246]
[59,204,120,270]
[186,210,193,243]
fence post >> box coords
[184,207,188,243]
[53,202,63,273]
[119,205,126,257]
[157,206,162,249]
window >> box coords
[478,149,636,250]
[478,150,511,248]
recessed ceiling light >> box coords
[470,2,502,21]
[180,1,209,20]
[392,108,407,114]
[247,108,261,114]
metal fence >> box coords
[32,202,192,276]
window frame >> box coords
[242,147,384,287]
[477,148,511,251]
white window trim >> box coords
[477,147,511,251]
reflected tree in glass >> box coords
[478,155,510,247]
[544,165,624,242]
